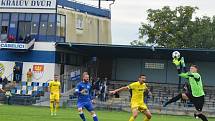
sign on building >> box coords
[0,0,56,9]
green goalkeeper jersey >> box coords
[179,72,205,97]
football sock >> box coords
[79,112,86,121]
[92,114,99,121]
[129,116,135,121]
[143,117,150,121]
[50,102,54,113]
[164,93,182,107]
[197,114,208,121]
[55,102,59,112]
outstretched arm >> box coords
[180,72,200,82]
[0,88,5,93]
[109,86,129,95]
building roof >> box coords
[56,43,215,61]
[57,0,111,19]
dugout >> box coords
[56,43,215,86]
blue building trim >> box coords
[0,50,56,63]
[57,0,111,19]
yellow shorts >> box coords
[131,102,148,112]
[50,93,60,102]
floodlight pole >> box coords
[98,0,101,8]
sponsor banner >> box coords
[33,65,44,72]
[0,43,25,49]
[0,39,35,50]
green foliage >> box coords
[133,6,215,49]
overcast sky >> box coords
[77,0,215,45]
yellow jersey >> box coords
[127,81,147,105]
[49,80,61,94]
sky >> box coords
[77,0,215,45]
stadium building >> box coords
[60,44,215,85]
[0,0,111,90]
[0,1,215,117]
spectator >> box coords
[17,66,22,82]
[24,34,31,43]
[13,66,21,83]
[5,88,12,105]
[150,85,153,93]
[144,89,150,104]
[99,81,105,101]
[0,76,2,84]
[18,36,23,43]
[103,78,108,101]
[95,77,101,91]
[27,68,33,82]
[13,66,17,82]
[7,35,15,43]
[2,76,8,88]
[104,77,109,85]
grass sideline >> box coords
[0,105,214,121]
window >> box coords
[145,63,164,69]
[31,22,39,35]
[41,14,48,21]
[56,14,60,36]
[1,21,8,40]
[32,14,40,22]
[10,13,18,29]
[11,13,18,22]
[39,22,47,35]
[60,15,65,36]
[47,14,56,35]
[2,13,9,20]
[39,14,48,36]
[1,13,9,41]
[48,14,55,22]
[1,21,9,34]
[56,14,66,37]
[47,22,55,36]
[1,26,8,34]
[76,15,83,30]
[0,13,2,33]
[31,14,40,35]
[19,13,25,21]
[0,13,2,21]
[25,14,32,21]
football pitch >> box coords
[0,105,214,121]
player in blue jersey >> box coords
[75,72,99,121]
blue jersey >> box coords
[75,81,92,103]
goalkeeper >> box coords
[163,57,208,121]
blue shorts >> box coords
[77,101,94,112]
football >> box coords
[172,51,180,59]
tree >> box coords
[130,40,146,46]
[132,6,215,49]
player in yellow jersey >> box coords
[110,74,152,121]
[49,74,61,116]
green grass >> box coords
[0,104,214,121]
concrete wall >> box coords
[112,58,215,86]
[57,8,112,44]
[197,62,215,85]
